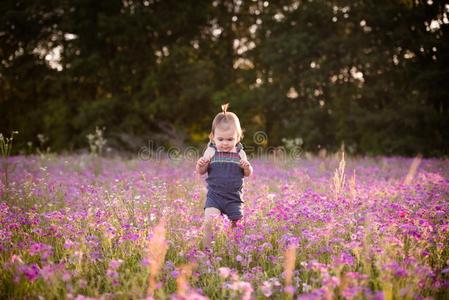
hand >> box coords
[197,157,210,168]
[240,159,251,170]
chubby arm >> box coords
[196,146,215,175]
[239,150,253,177]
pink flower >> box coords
[108,259,123,270]
[40,265,55,281]
[78,279,87,288]
[106,270,119,279]
[10,255,23,264]
[28,242,52,259]
[237,281,253,300]
[8,222,20,230]
[74,295,102,300]
[261,281,273,297]
[64,239,75,249]
[106,259,123,280]
[218,267,231,279]
[62,271,72,282]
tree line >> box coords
[1,0,448,156]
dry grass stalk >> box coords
[146,218,168,299]
[283,245,297,295]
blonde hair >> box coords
[209,103,244,142]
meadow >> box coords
[0,153,448,299]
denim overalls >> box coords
[204,142,244,221]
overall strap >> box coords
[208,142,217,150]
[208,142,243,153]
[236,142,243,153]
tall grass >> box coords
[0,154,448,299]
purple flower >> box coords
[339,252,355,266]
[106,270,119,279]
[140,258,150,266]
[18,263,40,282]
[284,285,295,295]
[122,232,139,241]
[29,242,52,257]
[372,291,385,300]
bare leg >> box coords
[203,207,221,248]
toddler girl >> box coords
[196,104,253,244]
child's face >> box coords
[213,126,239,152]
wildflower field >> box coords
[1,154,448,299]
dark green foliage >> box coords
[1,0,448,156]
